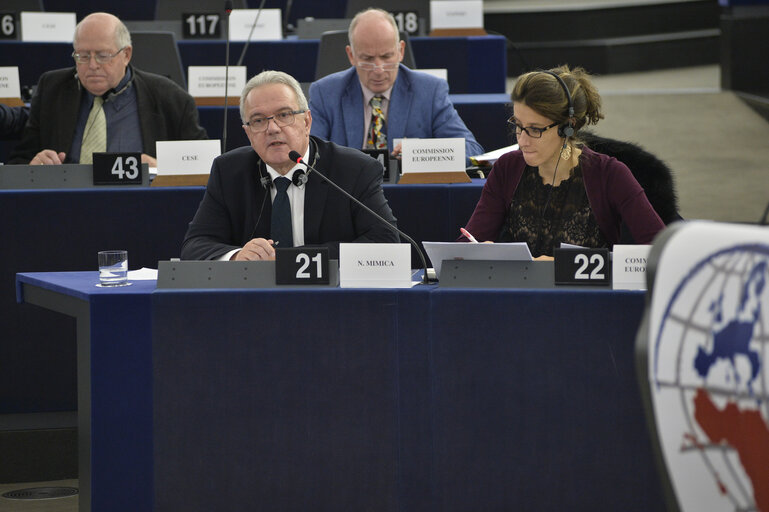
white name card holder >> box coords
[0,67,22,106]
[188,65,247,106]
[612,244,651,290]
[399,138,469,184]
[415,68,448,82]
[157,260,340,288]
[339,243,413,288]
[152,139,221,187]
[429,0,486,36]
[229,9,283,41]
[20,12,77,42]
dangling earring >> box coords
[560,142,572,160]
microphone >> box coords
[760,200,769,225]
[288,150,435,284]
[221,0,233,154]
[284,0,294,34]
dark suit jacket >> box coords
[309,65,484,161]
[181,137,400,260]
[0,104,29,140]
[8,65,207,164]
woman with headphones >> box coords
[461,65,664,258]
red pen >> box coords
[460,227,479,243]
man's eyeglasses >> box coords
[244,110,306,133]
[356,62,399,72]
[72,47,127,65]
[507,117,559,139]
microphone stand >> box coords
[760,199,769,225]
[222,0,233,154]
[289,151,435,285]
[236,0,267,67]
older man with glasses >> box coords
[181,70,399,261]
[9,12,206,165]
[308,8,483,164]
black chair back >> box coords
[344,0,430,36]
[130,31,187,89]
[155,0,247,20]
[5,0,43,11]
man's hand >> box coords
[31,150,66,165]
[391,142,402,159]
[232,238,276,261]
[141,154,157,167]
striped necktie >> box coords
[367,95,387,150]
[80,96,106,164]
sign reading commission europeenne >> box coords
[401,138,465,173]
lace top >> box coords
[498,164,608,257]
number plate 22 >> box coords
[553,248,611,286]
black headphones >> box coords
[542,70,575,139]
[74,68,135,103]
[103,74,134,103]
[260,169,308,188]
[251,138,320,240]
[258,138,319,189]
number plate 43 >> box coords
[92,153,143,185]
[553,248,611,286]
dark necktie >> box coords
[367,95,387,150]
[270,176,293,248]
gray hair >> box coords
[74,13,132,50]
[114,19,132,49]
[348,8,399,54]
[239,70,308,122]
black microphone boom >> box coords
[222,0,233,154]
[235,0,268,67]
[288,150,434,284]
[760,199,769,226]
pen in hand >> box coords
[460,227,479,243]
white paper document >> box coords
[423,241,532,279]
[128,268,158,280]
[469,144,518,166]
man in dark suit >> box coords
[0,104,28,140]
[308,8,483,162]
[9,12,206,165]
[181,70,399,261]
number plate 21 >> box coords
[275,247,330,285]
[553,248,611,286]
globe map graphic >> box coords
[652,245,769,512]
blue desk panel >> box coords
[0,36,506,95]
[198,93,512,154]
[178,36,507,94]
[1,183,483,414]
[1,94,510,163]
[16,273,666,511]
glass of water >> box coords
[97,250,129,286]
